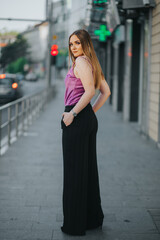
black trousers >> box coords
[61,102,104,236]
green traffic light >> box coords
[94,25,111,42]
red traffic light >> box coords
[51,49,58,56]
[51,44,58,56]
[51,44,58,50]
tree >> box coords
[6,57,28,74]
[0,34,30,70]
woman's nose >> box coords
[72,44,76,49]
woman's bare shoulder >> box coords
[75,55,85,63]
[75,55,92,70]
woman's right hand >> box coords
[62,112,74,126]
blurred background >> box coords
[0,0,160,148]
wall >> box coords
[149,0,160,142]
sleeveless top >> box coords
[64,56,93,106]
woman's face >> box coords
[69,35,84,58]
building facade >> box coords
[150,0,160,146]
[89,0,160,148]
[22,22,48,78]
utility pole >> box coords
[46,0,49,20]
[46,0,53,88]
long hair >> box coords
[68,29,105,89]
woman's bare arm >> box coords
[92,78,111,113]
[71,57,95,115]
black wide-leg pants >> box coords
[61,102,104,236]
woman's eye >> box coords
[69,42,80,47]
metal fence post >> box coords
[8,107,11,146]
[0,110,2,155]
[15,103,19,138]
[26,99,29,129]
[22,101,25,133]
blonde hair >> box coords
[68,29,105,89]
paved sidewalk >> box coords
[0,79,160,240]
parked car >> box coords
[25,72,38,81]
[0,73,23,104]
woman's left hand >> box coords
[62,112,74,126]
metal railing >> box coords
[0,86,55,155]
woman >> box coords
[61,29,111,236]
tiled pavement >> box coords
[0,79,160,240]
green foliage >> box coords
[6,57,28,74]
[0,34,30,69]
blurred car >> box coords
[0,73,23,104]
[25,72,38,81]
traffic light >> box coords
[51,44,58,56]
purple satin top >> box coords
[64,65,85,106]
